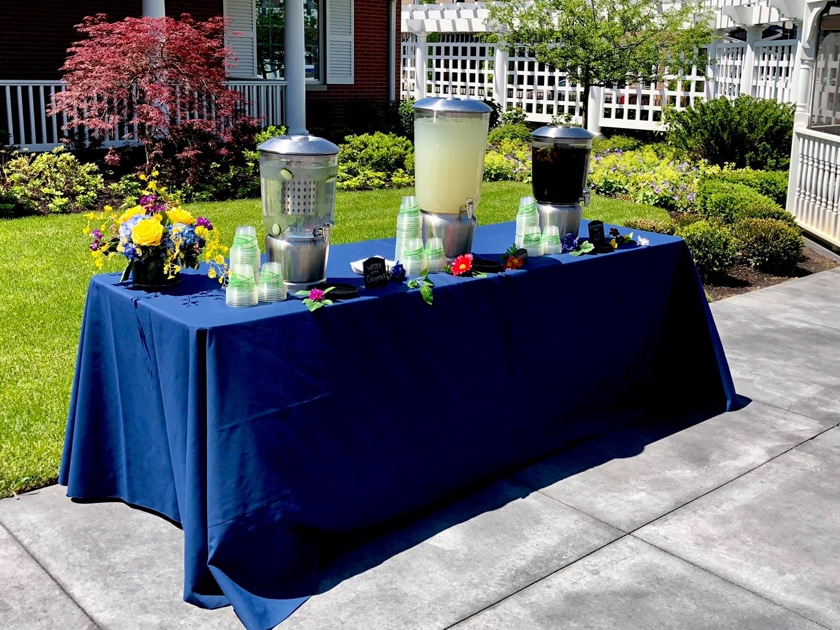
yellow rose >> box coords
[132,218,164,247]
[118,206,145,224]
[166,208,195,225]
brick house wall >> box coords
[0,0,398,133]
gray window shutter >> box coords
[327,0,354,84]
[224,0,257,78]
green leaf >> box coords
[294,289,310,298]
[407,279,420,289]
[120,261,133,283]
[420,269,429,278]
[307,300,325,312]
[420,284,434,305]
[580,241,595,253]
[569,250,583,257]
[322,286,336,295]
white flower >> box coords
[638,236,650,247]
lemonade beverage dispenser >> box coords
[413,97,492,259]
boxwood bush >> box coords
[732,217,803,274]
[678,219,737,280]
[592,134,644,156]
[337,132,414,191]
[698,180,793,225]
[707,168,788,207]
[488,123,532,144]
[622,217,676,235]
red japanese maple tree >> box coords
[51,13,251,165]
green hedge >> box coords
[732,217,803,274]
[698,180,794,225]
[678,219,737,280]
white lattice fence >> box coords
[811,34,840,128]
[422,34,496,100]
[752,40,796,101]
[401,34,420,100]
[714,42,746,98]
[503,49,584,123]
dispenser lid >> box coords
[414,97,492,117]
[258,134,339,156]
[531,124,594,144]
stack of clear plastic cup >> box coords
[226,263,258,307]
[258,261,286,302]
[403,237,426,275]
[542,225,562,255]
[515,196,540,251]
[424,237,447,273]
[230,226,261,285]
[525,225,543,257]
[395,196,423,264]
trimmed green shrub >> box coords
[3,147,103,214]
[678,219,737,280]
[666,95,794,170]
[592,134,644,156]
[488,123,532,144]
[622,217,676,235]
[337,132,414,191]
[672,212,704,230]
[708,168,788,206]
[732,217,803,274]
[698,179,791,225]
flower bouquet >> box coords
[85,173,227,287]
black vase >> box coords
[130,258,180,289]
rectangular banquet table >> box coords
[60,220,736,629]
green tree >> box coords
[487,0,712,127]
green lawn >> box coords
[0,182,667,497]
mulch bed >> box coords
[703,246,839,302]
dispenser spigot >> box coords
[582,189,591,207]
[464,198,475,220]
[313,220,334,245]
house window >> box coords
[256,0,323,81]
[811,1,840,133]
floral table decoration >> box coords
[85,173,228,288]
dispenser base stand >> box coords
[536,203,583,239]
[265,234,328,291]
[421,210,477,259]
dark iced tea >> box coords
[531,146,590,204]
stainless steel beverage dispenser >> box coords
[413,97,491,259]
[530,125,594,238]
[259,134,339,290]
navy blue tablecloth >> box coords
[60,220,735,629]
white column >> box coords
[788,21,804,107]
[142,0,165,18]
[587,86,602,135]
[706,38,720,100]
[414,33,428,100]
[492,41,508,112]
[740,26,764,98]
[285,0,308,135]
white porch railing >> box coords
[0,80,286,152]
[789,128,840,248]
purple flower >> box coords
[196,217,213,230]
[390,262,406,282]
[309,288,325,302]
[561,232,577,252]
[91,229,103,239]
[89,242,100,251]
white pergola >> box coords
[141,0,308,134]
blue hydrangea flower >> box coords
[561,232,577,252]
[390,262,406,281]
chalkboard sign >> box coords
[587,220,614,253]
[363,257,389,289]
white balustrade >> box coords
[790,128,840,248]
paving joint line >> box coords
[450,421,839,628]
[0,518,101,629]
[631,535,833,629]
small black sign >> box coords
[587,220,615,253]
[588,220,607,246]
[363,257,389,289]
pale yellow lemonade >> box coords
[414,115,489,214]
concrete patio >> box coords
[2,266,839,629]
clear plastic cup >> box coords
[258,262,286,302]
[400,195,419,211]
[226,263,258,307]
[403,238,426,275]
[424,237,446,273]
[542,225,562,255]
[395,199,423,262]
[524,225,543,257]
[515,196,540,248]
